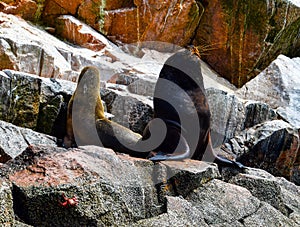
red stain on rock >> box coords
[9,153,85,187]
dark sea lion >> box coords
[64,61,243,169]
[63,66,144,154]
[142,50,244,168]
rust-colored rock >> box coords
[140,0,200,47]
[42,0,69,26]
[102,0,200,47]
[193,0,300,87]
[0,0,38,21]
[77,0,101,30]
[50,0,82,14]
[105,0,134,10]
[56,15,106,51]
[0,41,15,70]
[3,0,299,89]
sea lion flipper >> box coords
[149,133,191,161]
[148,152,168,161]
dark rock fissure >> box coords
[12,184,31,225]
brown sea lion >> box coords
[142,50,244,168]
[63,66,144,154]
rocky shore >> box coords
[0,6,299,227]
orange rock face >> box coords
[77,0,101,30]
[42,0,69,26]
[0,0,38,21]
[102,0,200,46]
[1,0,300,87]
[56,15,106,52]
[193,0,300,87]
[50,0,82,14]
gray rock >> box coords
[276,177,300,225]
[186,179,261,225]
[1,144,226,226]
[244,101,277,128]
[0,70,41,129]
[127,74,157,97]
[1,144,300,226]
[229,169,288,215]
[156,160,221,198]
[101,85,153,134]
[230,167,300,224]
[206,88,245,146]
[134,196,209,227]
[232,120,299,183]
[243,202,297,227]
[2,145,161,226]
[236,55,300,128]
[0,180,14,225]
[37,75,76,136]
[0,69,76,138]
[0,120,56,162]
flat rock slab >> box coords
[0,120,56,162]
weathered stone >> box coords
[50,0,82,15]
[77,0,102,30]
[1,143,229,226]
[244,101,277,129]
[0,13,72,79]
[108,72,139,86]
[55,15,109,52]
[0,0,38,21]
[134,196,209,226]
[0,38,16,70]
[276,177,300,225]
[101,0,200,47]
[105,0,134,11]
[206,88,245,147]
[243,202,297,227]
[292,142,300,186]
[233,120,299,183]
[3,145,162,226]
[186,179,261,225]
[1,142,299,226]
[0,13,128,81]
[236,55,300,128]
[0,180,14,225]
[0,120,56,162]
[101,85,153,134]
[0,69,75,135]
[229,169,288,214]
[194,0,300,87]
[37,75,76,137]
[0,70,41,129]
[127,74,157,97]
[42,0,69,26]
[156,160,221,198]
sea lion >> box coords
[142,50,244,168]
[63,66,165,157]
[63,66,144,154]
